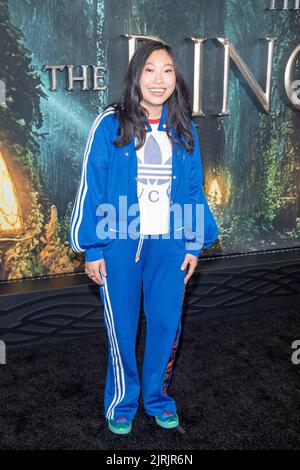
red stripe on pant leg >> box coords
[162,324,180,395]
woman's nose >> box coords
[153,72,164,83]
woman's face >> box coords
[139,48,176,117]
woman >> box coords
[69,41,219,435]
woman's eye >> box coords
[145,68,173,72]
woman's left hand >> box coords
[181,254,198,285]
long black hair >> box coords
[104,40,195,154]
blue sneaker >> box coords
[155,411,179,429]
[108,417,132,435]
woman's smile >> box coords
[148,88,166,96]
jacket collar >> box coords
[144,99,169,133]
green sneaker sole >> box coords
[155,413,179,429]
[108,419,132,435]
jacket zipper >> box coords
[109,228,145,262]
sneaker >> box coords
[155,411,179,429]
[108,417,132,435]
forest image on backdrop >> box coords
[0,0,299,281]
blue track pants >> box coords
[99,232,187,420]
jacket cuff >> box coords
[84,247,104,262]
[185,241,203,259]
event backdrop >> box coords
[0,0,299,281]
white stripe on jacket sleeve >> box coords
[69,107,115,254]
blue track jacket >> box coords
[68,100,219,262]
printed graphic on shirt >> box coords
[136,121,173,235]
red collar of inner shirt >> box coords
[147,117,161,124]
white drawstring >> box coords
[135,234,145,262]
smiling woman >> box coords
[68,40,220,436]
[139,49,176,115]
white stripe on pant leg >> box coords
[102,274,125,420]
[103,311,118,411]
[101,284,121,420]
[103,275,125,419]
[100,278,122,420]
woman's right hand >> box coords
[85,258,107,286]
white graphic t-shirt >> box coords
[136,118,173,235]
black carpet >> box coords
[0,307,299,450]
